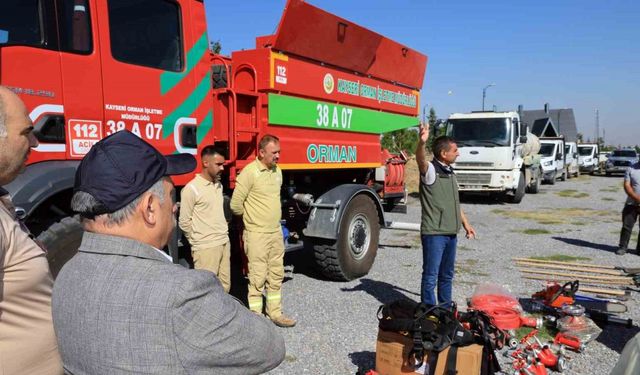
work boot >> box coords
[271,314,296,328]
[616,247,627,255]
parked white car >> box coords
[577,143,600,174]
[565,142,579,178]
[539,138,566,184]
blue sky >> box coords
[204,0,639,146]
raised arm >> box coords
[416,124,431,175]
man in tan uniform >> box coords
[230,135,296,328]
[179,146,231,292]
[0,86,63,374]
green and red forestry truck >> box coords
[0,0,427,281]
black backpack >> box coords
[378,299,502,375]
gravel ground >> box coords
[264,173,640,375]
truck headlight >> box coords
[584,158,592,163]
[543,160,553,166]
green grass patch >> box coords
[555,190,589,198]
[600,185,623,193]
[538,220,563,225]
[522,228,551,235]
[516,323,557,342]
[571,221,587,226]
[602,197,616,201]
[529,254,592,262]
[492,207,616,224]
[458,245,473,251]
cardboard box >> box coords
[376,329,483,375]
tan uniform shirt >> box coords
[179,175,229,247]
[0,189,62,375]
[230,158,282,233]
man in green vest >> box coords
[415,124,476,307]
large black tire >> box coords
[549,171,557,185]
[38,216,83,279]
[561,168,567,181]
[507,173,526,203]
[526,169,541,194]
[311,195,380,281]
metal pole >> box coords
[482,83,495,111]
[482,88,486,111]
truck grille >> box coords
[455,162,494,168]
[456,173,492,185]
[613,160,631,167]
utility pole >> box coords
[482,83,495,111]
[595,109,600,147]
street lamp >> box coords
[482,83,495,111]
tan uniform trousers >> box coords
[243,230,285,318]
[192,241,231,293]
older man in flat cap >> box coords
[52,131,285,375]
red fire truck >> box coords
[0,0,427,281]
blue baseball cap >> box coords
[73,130,196,215]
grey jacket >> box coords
[52,232,285,374]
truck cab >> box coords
[564,142,579,178]
[577,143,600,174]
[446,111,541,203]
[539,138,566,184]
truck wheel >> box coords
[527,170,540,194]
[549,171,556,185]
[561,168,567,181]
[508,173,526,203]
[38,216,84,279]
[311,195,380,281]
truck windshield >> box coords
[446,118,510,147]
[0,1,42,47]
[611,150,637,158]
[539,143,555,157]
[578,146,594,156]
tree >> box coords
[209,40,222,54]
[381,128,418,155]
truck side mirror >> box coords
[518,135,527,143]
[556,153,563,161]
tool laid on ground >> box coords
[510,330,568,374]
[554,332,584,353]
[516,260,628,276]
[528,282,634,329]
[532,280,579,308]
[519,269,634,284]
[515,258,640,288]
[514,258,640,275]
[516,259,640,293]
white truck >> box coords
[446,111,542,203]
[565,142,580,178]
[539,137,566,184]
[577,143,601,174]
